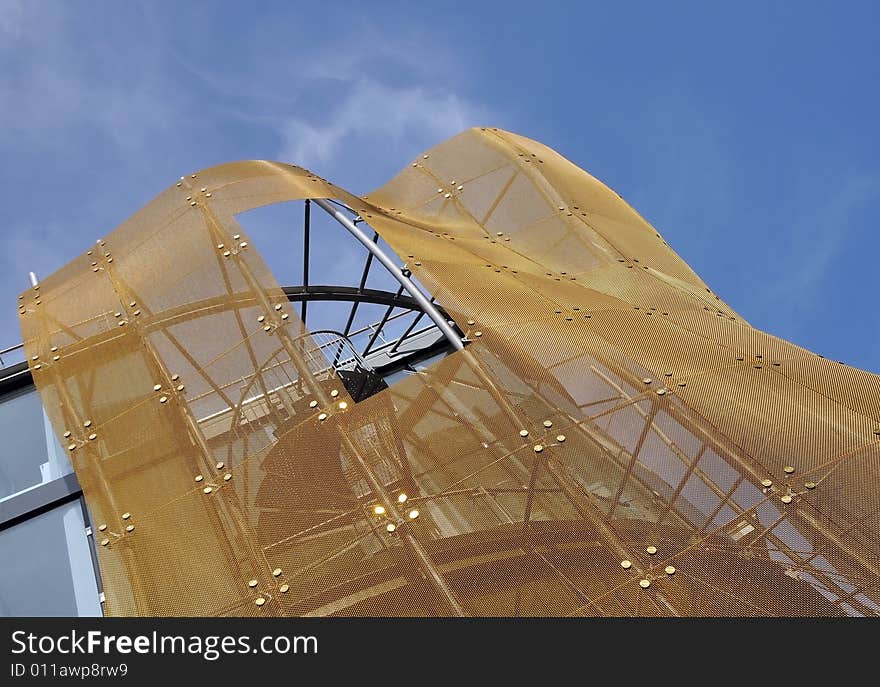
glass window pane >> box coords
[0,500,101,616]
[0,387,72,502]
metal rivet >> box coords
[543,420,553,428]
[533,444,544,453]
[255,598,266,607]
[98,524,107,532]
[34,364,42,370]
[88,433,97,441]
[642,378,652,384]
[114,312,121,318]
[64,431,72,438]
[373,504,386,515]
[159,396,168,404]
[176,384,185,392]
[272,568,282,577]
[805,482,816,490]
[309,400,318,408]
[203,486,213,494]
[519,429,529,437]
[68,443,76,451]
[233,234,240,240]
[200,187,207,192]
[120,512,130,520]
[665,566,676,575]
[656,388,666,396]
[646,546,657,555]
[621,560,632,569]
[223,473,232,481]
[467,320,476,325]
[474,331,483,337]
[398,493,408,503]
[153,384,162,391]
[318,413,328,421]
[257,315,265,323]
[53,355,60,361]
[338,401,348,410]
[248,579,258,588]
[761,479,773,488]
[274,304,282,311]
[133,310,141,316]
[639,579,651,589]
[129,301,136,307]
[125,525,134,533]
[784,466,795,474]
[330,389,339,398]
[223,251,231,257]
[556,434,566,442]
[408,509,419,519]
[118,320,126,326]
[100,538,109,547]
[279,584,289,593]
[386,523,396,532]
[263,325,271,332]
[678,382,686,388]
[240,242,248,248]
[216,461,224,469]
[781,495,793,504]
[217,243,224,249]
[171,374,179,381]
[194,475,203,482]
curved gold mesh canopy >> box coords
[18,128,880,616]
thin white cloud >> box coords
[277,77,489,170]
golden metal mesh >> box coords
[18,129,880,616]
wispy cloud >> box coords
[277,77,489,170]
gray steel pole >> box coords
[312,199,464,352]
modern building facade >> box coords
[4,128,880,616]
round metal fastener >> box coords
[656,388,667,396]
[121,512,130,520]
[805,482,816,490]
[784,465,795,474]
[84,420,92,427]
[330,389,339,397]
[101,538,110,547]
[248,579,258,588]
[194,475,203,482]
[621,560,632,569]
[255,598,266,607]
[639,579,651,589]
[279,584,289,593]
[519,429,529,437]
[646,546,657,555]
[216,462,224,470]
[318,413,328,421]
[781,495,793,504]
[203,486,213,494]
[556,435,566,442]
[98,524,107,532]
[408,509,419,519]
[386,523,396,532]
[272,568,282,577]
[665,566,676,575]
[223,473,232,481]
[125,525,134,533]
[309,400,318,408]
[761,479,773,488]
[642,378,652,384]
[543,420,553,428]
[474,331,483,337]
[88,433,97,441]
[533,445,544,453]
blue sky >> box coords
[1,1,878,372]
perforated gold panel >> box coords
[18,129,880,616]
